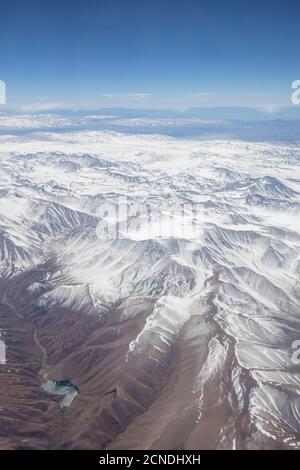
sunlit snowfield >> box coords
[0,119,300,449]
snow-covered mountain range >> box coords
[0,125,299,449]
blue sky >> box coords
[0,0,299,111]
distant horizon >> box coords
[2,104,300,121]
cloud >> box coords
[102,94,118,99]
[192,91,216,97]
[126,93,152,100]
[21,101,67,112]
[102,93,152,100]
[261,104,281,114]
